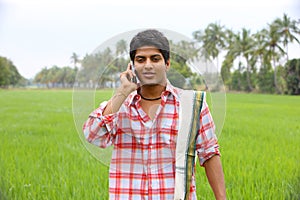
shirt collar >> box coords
[164,81,181,100]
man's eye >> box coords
[135,58,144,63]
[152,57,161,62]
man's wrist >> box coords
[116,90,128,98]
[116,87,132,97]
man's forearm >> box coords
[102,87,129,115]
[204,155,226,200]
[103,65,138,115]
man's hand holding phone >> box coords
[103,63,138,115]
[118,62,138,96]
[130,61,137,84]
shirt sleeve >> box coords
[196,100,220,166]
[82,101,118,148]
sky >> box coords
[0,0,299,79]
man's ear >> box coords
[165,60,170,71]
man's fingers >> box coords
[120,63,137,84]
[120,72,130,81]
[127,63,132,71]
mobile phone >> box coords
[130,61,137,84]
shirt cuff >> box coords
[88,101,117,133]
[198,141,220,166]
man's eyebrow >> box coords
[134,55,146,59]
[151,54,162,57]
[135,54,161,57]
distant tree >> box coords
[70,52,80,68]
[168,40,198,89]
[257,67,275,93]
[231,68,243,91]
[47,66,60,87]
[238,28,257,91]
[34,66,76,88]
[221,54,233,89]
[253,29,275,93]
[115,39,128,56]
[64,66,76,87]
[284,58,300,95]
[55,67,67,87]
[276,65,288,93]
[194,22,226,74]
[222,29,238,90]
[0,58,10,87]
[34,67,49,87]
[273,13,300,62]
[265,23,286,93]
[170,40,198,64]
[114,39,129,72]
[226,29,257,91]
[0,56,23,87]
[192,30,212,74]
[167,61,188,88]
[79,48,116,88]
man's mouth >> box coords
[142,72,155,78]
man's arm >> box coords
[83,63,137,147]
[203,155,226,200]
[103,64,137,115]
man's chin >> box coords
[139,83,168,89]
[140,83,159,87]
[139,79,167,87]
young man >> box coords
[83,29,226,200]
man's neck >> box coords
[139,84,166,99]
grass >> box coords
[196,93,300,199]
[0,90,109,200]
[0,90,299,199]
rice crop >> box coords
[0,90,299,199]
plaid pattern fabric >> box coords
[83,83,220,200]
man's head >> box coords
[129,29,170,64]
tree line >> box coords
[1,13,299,94]
[0,56,27,88]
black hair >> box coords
[129,29,170,64]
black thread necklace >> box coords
[139,92,161,101]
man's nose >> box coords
[144,59,153,69]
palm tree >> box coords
[170,40,198,64]
[70,52,80,68]
[266,24,286,93]
[225,28,257,91]
[253,29,270,70]
[193,22,226,74]
[115,39,128,56]
[239,28,256,91]
[115,39,128,72]
[192,30,210,74]
[272,13,300,62]
[226,29,243,69]
[34,67,49,87]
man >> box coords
[83,29,226,199]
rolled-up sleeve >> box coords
[82,101,118,148]
[196,101,220,166]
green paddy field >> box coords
[0,90,299,199]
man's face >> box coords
[133,46,170,86]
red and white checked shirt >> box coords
[83,83,220,200]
